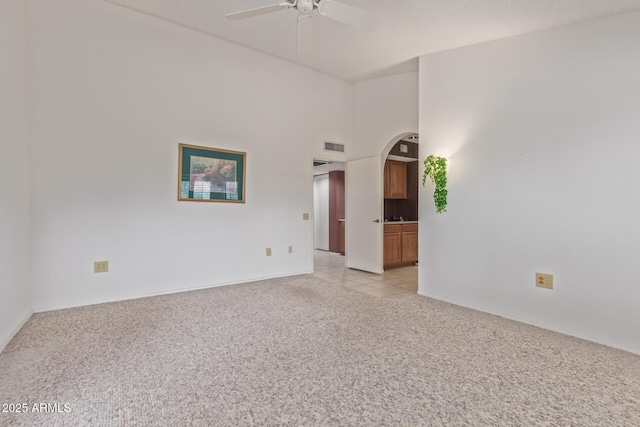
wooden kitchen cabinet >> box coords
[383,224,402,267]
[401,224,418,263]
[384,223,418,269]
[384,160,408,199]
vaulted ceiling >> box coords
[104,0,640,81]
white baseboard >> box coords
[417,291,640,356]
[0,310,32,354]
[33,270,314,313]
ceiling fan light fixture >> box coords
[297,0,314,14]
[226,0,380,54]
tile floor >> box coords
[312,250,418,297]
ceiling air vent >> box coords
[324,141,345,153]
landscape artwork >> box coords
[190,156,237,197]
[178,144,246,203]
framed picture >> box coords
[178,143,246,203]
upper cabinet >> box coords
[384,160,407,199]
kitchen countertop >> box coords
[384,221,418,224]
[338,219,418,224]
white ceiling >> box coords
[103,0,640,81]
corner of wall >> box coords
[0,311,32,354]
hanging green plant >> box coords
[422,155,448,213]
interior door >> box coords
[313,175,329,250]
[345,156,383,274]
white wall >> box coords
[352,72,419,159]
[419,11,640,354]
[0,0,32,348]
[28,0,352,311]
[313,175,329,251]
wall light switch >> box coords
[266,248,272,257]
[94,261,109,273]
[288,246,293,254]
[303,213,309,220]
[536,273,553,290]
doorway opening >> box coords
[382,133,419,271]
[312,160,345,255]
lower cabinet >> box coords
[384,223,418,269]
[383,226,402,266]
[401,224,418,263]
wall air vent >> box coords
[324,141,345,153]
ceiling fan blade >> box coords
[317,0,380,32]
[297,14,313,55]
[225,2,292,21]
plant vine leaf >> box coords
[422,155,448,213]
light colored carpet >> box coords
[1,274,639,426]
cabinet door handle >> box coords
[372,219,381,223]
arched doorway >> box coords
[343,132,419,275]
[381,133,419,271]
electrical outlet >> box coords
[288,246,293,254]
[266,248,272,257]
[302,213,309,220]
[94,261,109,273]
[536,273,553,290]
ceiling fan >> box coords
[225,0,380,55]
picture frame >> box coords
[178,143,246,203]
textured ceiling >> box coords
[103,0,640,81]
